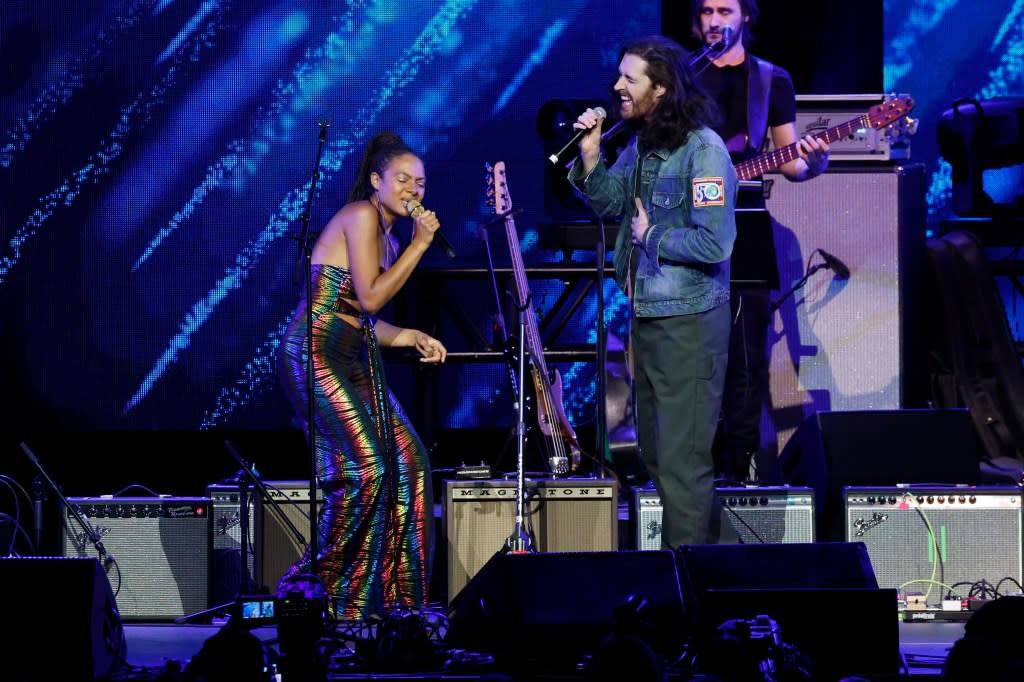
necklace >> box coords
[371,195,396,269]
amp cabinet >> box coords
[255,480,322,592]
[61,496,211,620]
[443,478,618,604]
[632,486,815,549]
[843,486,1023,597]
[206,483,257,604]
[765,165,928,453]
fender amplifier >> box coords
[632,486,816,550]
[61,497,211,620]
[843,486,1023,599]
[256,481,322,592]
[443,478,618,604]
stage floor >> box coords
[102,617,964,680]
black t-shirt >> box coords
[697,56,797,163]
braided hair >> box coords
[348,132,416,203]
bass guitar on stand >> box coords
[486,161,583,476]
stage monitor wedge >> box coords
[2,557,125,681]
[447,550,685,672]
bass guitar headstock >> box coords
[485,161,511,217]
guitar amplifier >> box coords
[206,483,257,604]
[443,478,618,604]
[61,497,211,620]
[768,94,914,161]
[632,486,815,550]
[843,486,1023,599]
[256,481,322,592]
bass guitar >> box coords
[486,161,582,476]
[735,94,916,181]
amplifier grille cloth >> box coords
[845,488,1023,593]
[61,497,210,620]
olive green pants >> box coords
[632,302,739,548]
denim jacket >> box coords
[568,127,737,317]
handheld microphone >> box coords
[405,199,457,259]
[819,249,851,280]
[547,106,607,165]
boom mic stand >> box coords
[768,262,830,314]
[480,212,527,475]
[689,34,729,76]
[223,440,309,568]
[176,440,310,624]
[20,442,115,572]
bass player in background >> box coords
[691,0,830,484]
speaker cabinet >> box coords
[632,486,815,550]
[447,550,685,671]
[2,557,125,681]
[780,408,982,540]
[843,486,1023,598]
[443,478,617,604]
[256,480,322,592]
[61,497,210,620]
[676,542,898,680]
[764,165,927,453]
[206,483,257,605]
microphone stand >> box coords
[175,441,310,624]
[768,262,829,314]
[223,440,308,559]
[504,289,535,554]
[20,442,113,569]
[481,209,531,474]
[689,39,728,76]
[593,217,608,478]
[295,120,331,581]
[32,474,46,553]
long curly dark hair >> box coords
[620,35,719,152]
[348,132,416,203]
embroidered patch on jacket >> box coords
[692,177,725,207]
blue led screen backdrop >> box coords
[2,1,1022,434]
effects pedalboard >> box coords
[901,596,1006,622]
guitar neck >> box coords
[735,114,869,181]
[504,215,549,375]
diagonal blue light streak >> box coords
[128,0,480,415]
[0,0,158,169]
[133,0,371,271]
[0,1,232,286]
[492,19,567,115]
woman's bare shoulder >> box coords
[328,200,376,232]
